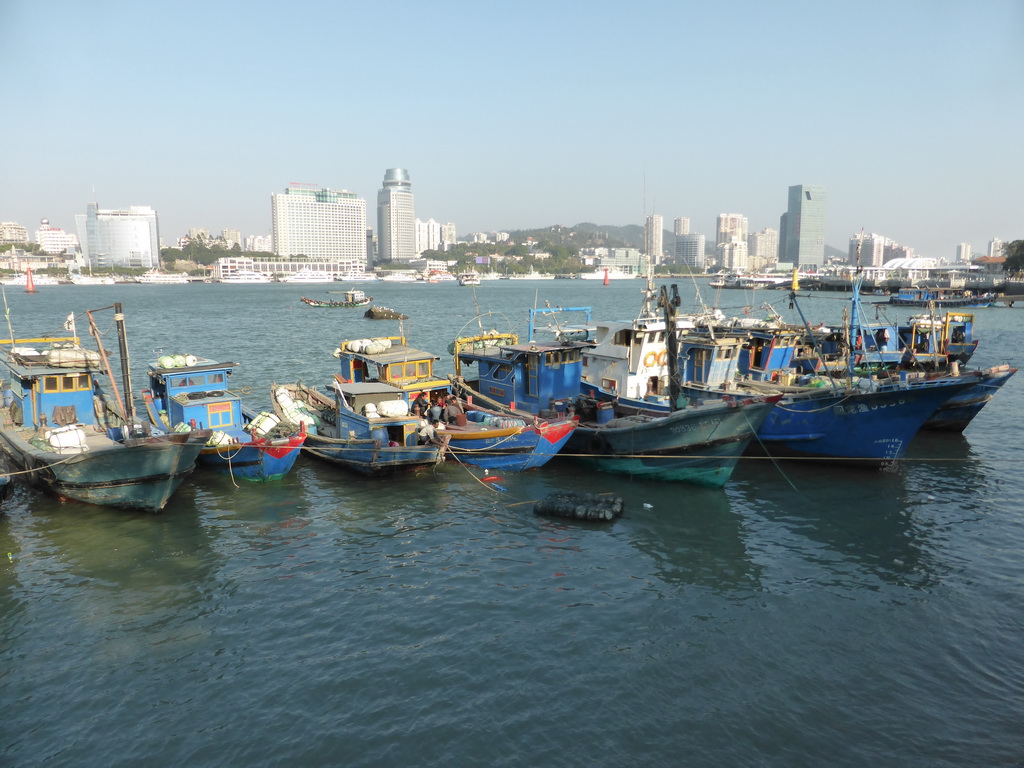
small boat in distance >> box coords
[136,269,191,284]
[301,289,372,308]
[220,269,272,284]
[458,272,481,286]
[281,268,334,283]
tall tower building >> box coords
[271,184,367,265]
[75,203,160,269]
[643,214,663,264]
[779,184,827,268]
[377,168,416,263]
[747,228,778,271]
[673,217,690,236]
[988,239,1004,259]
[674,233,706,271]
[956,243,972,262]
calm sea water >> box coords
[1,280,1022,767]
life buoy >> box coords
[643,351,658,367]
[657,350,668,366]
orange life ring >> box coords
[643,351,658,367]
[657,350,668,366]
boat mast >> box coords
[86,307,131,426]
[658,284,682,411]
[114,303,135,425]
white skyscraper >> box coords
[271,184,367,265]
[988,239,1004,259]
[674,233,706,271]
[716,213,748,247]
[674,217,690,236]
[415,218,443,255]
[377,168,416,263]
[747,228,778,271]
[75,203,160,269]
[644,214,663,264]
[956,243,972,262]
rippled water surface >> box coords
[1,281,1022,767]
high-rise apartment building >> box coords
[849,233,889,267]
[747,228,778,271]
[377,168,416,263]
[779,184,826,268]
[440,222,458,247]
[956,243,972,262]
[674,217,690,236]
[415,218,442,255]
[644,214,663,264]
[271,184,367,266]
[988,239,1004,259]
[674,233,706,271]
[75,203,160,269]
[716,214,748,247]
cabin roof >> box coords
[332,379,403,396]
[344,344,439,364]
[1,352,92,378]
[150,360,238,375]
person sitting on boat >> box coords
[428,397,444,423]
[412,392,430,415]
[443,395,464,424]
[412,405,439,445]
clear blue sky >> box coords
[2,0,1022,259]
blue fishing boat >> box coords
[142,356,306,481]
[332,333,575,471]
[538,287,779,486]
[889,286,996,308]
[447,327,581,469]
[0,305,210,511]
[270,381,446,475]
[920,364,1018,431]
[677,278,979,467]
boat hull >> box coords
[0,426,209,511]
[444,419,576,471]
[565,398,777,486]
[921,365,1018,432]
[198,434,307,481]
[751,381,975,466]
[301,433,444,475]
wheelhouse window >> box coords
[207,401,233,428]
[42,374,91,392]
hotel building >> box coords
[377,168,416,263]
[271,184,367,268]
[75,203,160,269]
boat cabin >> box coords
[1,339,101,429]
[146,358,239,431]
[331,379,421,447]
[733,328,803,381]
[343,289,367,304]
[336,335,450,403]
[455,337,589,417]
[680,335,746,390]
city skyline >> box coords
[2,1,1021,260]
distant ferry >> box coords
[136,269,190,285]
[458,272,481,286]
[220,269,272,284]
[70,274,116,285]
[336,271,379,282]
[379,272,421,283]
[280,268,334,284]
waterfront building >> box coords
[717,240,749,272]
[779,184,827,268]
[957,243,973,263]
[34,220,79,254]
[674,233,706,271]
[644,214,663,264]
[75,203,160,269]
[674,217,690,236]
[271,183,367,265]
[747,228,778,272]
[0,222,29,244]
[988,239,1004,259]
[377,168,416,263]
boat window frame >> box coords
[207,401,233,428]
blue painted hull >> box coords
[302,433,443,476]
[921,366,1017,432]
[565,397,777,486]
[754,380,974,465]
[197,434,306,481]
[445,420,576,471]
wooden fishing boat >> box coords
[333,333,575,471]
[0,305,210,511]
[301,289,371,308]
[270,381,446,475]
[142,356,306,481]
